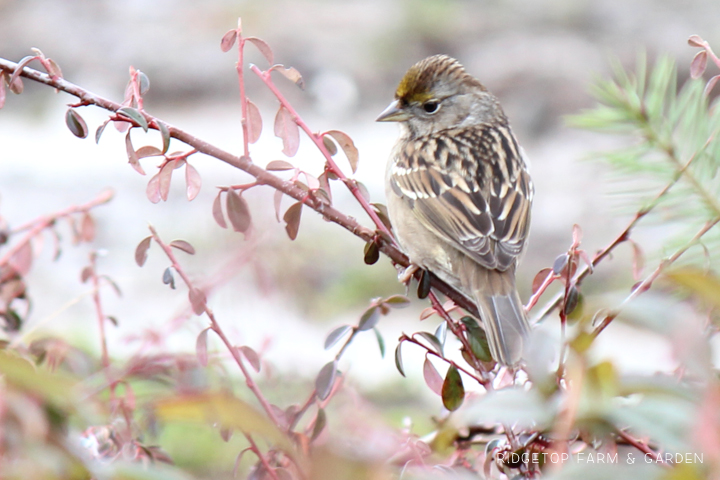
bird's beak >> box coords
[376,100,409,122]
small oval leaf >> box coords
[326,130,359,174]
[441,365,465,411]
[322,135,338,156]
[531,267,553,295]
[266,160,295,171]
[118,107,148,132]
[246,37,274,65]
[384,295,411,308]
[157,121,171,154]
[246,99,263,144]
[373,327,385,358]
[220,29,237,52]
[212,192,227,229]
[311,408,327,440]
[324,325,352,350]
[423,357,443,396]
[170,240,196,255]
[690,50,708,79]
[357,306,380,331]
[240,346,261,372]
[185,163,202,201]
[162,267,176,289]
[394,342,405,377]
[226,189,252,233]
[125,132,146,175]
[417,331,443,356]
[315,361,337,401]
[65,109,88,139]
[363,240,379,265]
[274,106,300,157]
[146,174,161,204]
[95,120,109,144]
[283,202,302,240]
[196,328,210,366]
[134,236,152,267]
[460,316,493,362]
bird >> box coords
[376,54,533,366]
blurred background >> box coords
[1,0,719,472]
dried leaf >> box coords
[246,99,263,144]
[118,106,148,132]
[441,365,465,411]
[266,160,295,171]
[212,192,227,229]
[315,361,337,401]
[146,173,161,204]
[226,189,252,233]
[196,328,210,366]
[283,202,302,240]
[273,65,305,90]
[9,242,33,276]
[423,357,443,396]
[170,240,196,255]
[189,288,207,315]
[158,161,175,202]
[162,267,175,289]
[691,50,708,79]
[394,342,405,377]
[363,240,379,265]
[135,236,152,267]
[358,306,380,331]
[531,268,553,295]
[239,346,261,372]
[220,29,237,52]
[324,325,352,350]
[185,163,202,201]
[274,106,300,157]
[65,109,88,139]
[80,213,95,242]
[125,132,145,175]
[326,130,359,173]
[246,37,274,65]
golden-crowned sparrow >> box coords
[377,55,533,366]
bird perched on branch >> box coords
[377,55,533,366]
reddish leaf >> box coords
[246,99,263,144]
[136,146,162,158]
[220,29,237,52]
[65,109,88,139]
[326,130,359,173]
[220,427,233,442]
[355,180,370,202]
[273,65,305,90]
[304,172,320,191]
[572,224,583,246]
[46,58,63,79]
[80,266,93,283]
[8,55,35,89]
[226,189,252,233]
[688,35,705,48]
[283,202,302,240]
[423,357,443,396]
[80,213,95,242]
[185,163,202,201]
[189,288,207,315]
[441,365,465,411]
[158,161,175,202]
[531,267,553,295]
[246,37,274,65]
[118,107,148,132]
[315,361,337,401]
[169,240,195,255]
[273,189,283,222]
[146,174,161,204]
[135,236,152,267]
[212,192,227,229]
[266,160,294,171]
[125,132,145,175]
[239,346,261,372]
[9,241,32,276]
[274,106,300,157]
[196,328,210,366]
[691,50,708,79]
[705,75,720,97]
[95,120,109,144]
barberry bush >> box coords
[1,20,719,480]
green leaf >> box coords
[157,120,171,153]
[417,331,443,356]
[65,109,88,138]
[324,325,352,350]
[118,106,148,132]
[460,316,492,362]
[373,327,385,358]
[315,361,337,401]
[311,408,327,441]
[441,365,464,411]
[357,306,380,331]
[383,294,411,308]
[394,342,405,377]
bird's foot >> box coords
[397,264,420,285]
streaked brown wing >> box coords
[390,124,532,271]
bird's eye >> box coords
[422,100,440,114]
